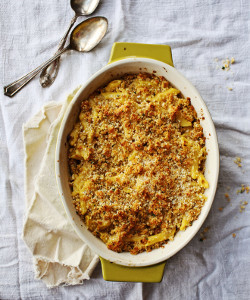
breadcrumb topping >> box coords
[68,73,208,254]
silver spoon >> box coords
[4,17,108,97]
[40,0,100,88]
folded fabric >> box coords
[22,89,99,288]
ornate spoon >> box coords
[40,0,100,88]
[4,17,108,97]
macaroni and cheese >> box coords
[68,73,208,254]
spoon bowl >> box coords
[71,0,100,15]
[71,17,108,52]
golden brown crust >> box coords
[68,73,208,254]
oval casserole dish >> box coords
[55,52,219,268]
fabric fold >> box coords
[22,89,99,288]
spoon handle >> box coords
[39,14,78,88]
[4,46,70,97]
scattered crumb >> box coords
[234,185,250,212]
[218,207,224,212]
[232,233,236,238]
[221,57,235,71]
[240,184,245,193]
[225,193,231,202]
[199,226,210,242]
[222,58,230,71]
[237,184,250,194]
[214,57,235,91]
[234,157,242,167]
[203,227,210,233]
[239,200,248,213]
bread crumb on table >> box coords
[221,57,235,71]
[237,184,250,194]
[199,226,210,242]
[234,157,242,167]
[232,233,236,238]
[214,57,235,91]
[239,200,248,213]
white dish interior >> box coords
[55,58,219,267]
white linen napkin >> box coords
[22,89,99,288]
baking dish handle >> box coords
[108,42,174,66]
[100,257,166,283]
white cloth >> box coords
[22,89,99,288]
[0,0,250,299]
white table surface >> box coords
[1,0,250,299]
